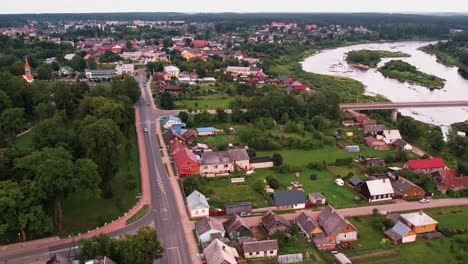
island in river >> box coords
[346,49,410,68]
[378,60,446,89]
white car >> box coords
[419,198,430,203]
[335,178,344,186]
[144,128,148,133]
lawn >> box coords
[60,125,141,236]
[125,204,149,225]
[15,129,34,150]
[175,93,232,110]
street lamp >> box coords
[18,232,21,242]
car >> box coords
[240,212,250,217]
[335,178,344,186]
[419,198,430,203]
[144,128,148,132]
[146,102,150,106]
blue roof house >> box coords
[171,123,187,133]
[196,127,217,136]
[162,115,182,129]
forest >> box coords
[378,60,446,89]
[346,49,410,67]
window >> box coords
[256,252,260,255]
[270,251,274,254]
[214,165,218,169]
[422,225,426,229]
[195,210,198,214]
[224,164,229,168]
[249,253,252,256]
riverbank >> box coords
[378,60,446,89]
[419,44,468,73]
[346,49,410,68]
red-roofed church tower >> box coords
[23,56,34,83]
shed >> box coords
[345,145,360,152]
[348,176,363,187]
[197,127,217,136]
[308,192,326,205]
[224,202,252,215]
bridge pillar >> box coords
[391,109,398,122]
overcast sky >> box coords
[2,0,468,14]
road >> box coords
[339,100,468,110]
[0,69,198,264]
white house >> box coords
[361,178,395,203]
[164,65,180,78]
[115,63,134,75]
[203,239,239,264]
[186,190,210,218]
[378,129,402,144]
[384,221,416,244]
[64,53,76,61]
[195,217,225,245]
[242,240,278,259]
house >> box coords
[393,139,412,151]
[115,63,134,75]
[192,143,211,154]
[197,127,217,136]
[192,40,209,47]
[348,176,364,188]
[155,82,182,94]
[249,156,274,169]
[195,217,226,246]
[203,239,239,264]
[378,130,402,144]
[317,205,358,244]
[334,253,352,264]
[223,214,251,239]
[261,211,291,235]
[165,127,185,146]
[170,140,185,156]
[174,148,200,176]
[224,202,252,215]
[431,169,468,194]
[271,191,306,210]
[360,178,394,203]
[400,211,438,234]
[85,69,117,79]
[64,53,76,60]
[200,149,250,176]
[308,192,326,205]
[392,177,426,200]
[365,136,389,151]
[169,123,187,133]
[344,145,360,152]
[162,115,182,129]
[242,240,278,259]
[59,66,73,76]
[153,72,172,82]
[295,212,323,241]
[363,124,386,135]
[186,190,210,218]
[164,65,180,78]
[362,157,386,167]
[384,221,416,244]
[405,158,446,174]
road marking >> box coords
[166,247,182,264]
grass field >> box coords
[175,93,232,110]
[15,129,34,150]
[60,125,141,235]
[125,204,149,225]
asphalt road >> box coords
[1,71,192,264]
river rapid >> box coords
[301,41,468,134]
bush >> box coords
[335,157,353,166]
[272,153,283,166]
[307,162,326,170]
[266,175,280,189]
[253,179,265,193]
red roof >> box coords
[439,169,468,189]
[24,57,30,69]
[408,158,446,170]
[23,73,34,82]
[192,40,208,47]
[174,148,199,166]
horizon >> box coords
[3,0,468,14]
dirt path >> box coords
[349,248,397,260]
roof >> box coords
[334,253,352,264]
[186,190,209,211]
[201,151,231,165]
[401,211,438,226]
[308,192,325,200]
[383,130,402,140]
[392,177,423,194]
[242,240,278,253]
[348,176,363,186]
[162,115,181,125]
[261,211,290,232]
[223,214,250,236]
[408,158,446,170]
[197,127,217,132]
[195,217,225,236]
[227,149,250,161]
[365,179,394,196]
[192,143,209,150]
[434,169,468,190]
[364,124,387,133]
[271,191,305,206]
[174,148,199,167]
[393,139,410,148]
[224,202,252,209]
[277,253,303,264]
[317,205,356,236]
[385,221,412,241]
[295,212,320,234]
[203,239,239,264]
[250,156,273,163]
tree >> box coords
[178,111,189,123]
[216,108,228,122]
[272,153,283,166]
[125,40,133,50]
[14,147,100,230]
[68,55,86,71]
[159,92,174,110]
[87,57,97,69]
[1,107,26,146]
[428,127,444,152]
[80,118,122,195]
[36,63,53,80]
[266,175,280,189]
[163,38,173,48]
[32,115,68,149]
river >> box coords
[301,41,468,134]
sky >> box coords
[2,0,468,14]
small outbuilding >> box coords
[224,202,252,215]
[308,192,326,205]
[345,145,360,152]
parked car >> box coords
[240,212,250,217]
[419,198,430,203]
[144,127,148,132]
[146,102,150,106]
[335,178,344,186]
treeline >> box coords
[421,33,468,72]
[378,60,446,89]
[346,50,409,67]
[0,74,140,242]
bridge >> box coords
[339,100,468,121]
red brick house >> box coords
[431,169,468,194]
[174,148,200,176]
